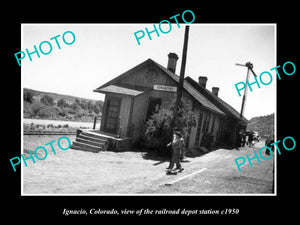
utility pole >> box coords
[172,25,190,128]
[235,62,257,118]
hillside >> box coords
[24,88,99,105]
[247,113,274,138]
[23,88,103,122]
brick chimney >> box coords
[167,53,179,73]
[198,76,208,88]
[212,87,219,97]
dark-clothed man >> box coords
[242,132,247,147]
[265,134,275,155]
[236,131,243,150]
[248,131,254,147]
[166,131,184,172]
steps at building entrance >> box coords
[70,130,109,153]
[70,129,132,153]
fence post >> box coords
[93,116,97,129]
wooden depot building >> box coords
[71,53,248,152]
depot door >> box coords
[146,97,161,121]
[103,97,121,134]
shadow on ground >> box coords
[141,149,170,164]
[138,144,236,167]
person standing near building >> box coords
[236,131,243,150]
[248,131,254,147]
[166,131,184,173]
[242,132,247,147]
[265,134,274,155]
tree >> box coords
[80,100,88,110]
[24,90,34,103]
[58,107,68,117]
[144,98,196,151]
[95,101,104,112]
[87,100,94,112]
[145,107,173,150]
[94,105,101,114]
[37,105,57,118]
[40,95,54,106]
[71,102,80,110]
[75,98,81,105]
[57,98,68,108]
[30,102,42,117]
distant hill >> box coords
[23,88,103,121]
[247,113,274,138]
[24,88,99,105]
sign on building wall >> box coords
[153,84,177,92]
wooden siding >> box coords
[119,63,177,89]
[100,94,132,138]
[119,95,132,137]
[100,95,108,132]
[97,59,242,149]
[188,107,223,149]
[130,93,148,142]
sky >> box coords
[22,24,276,120]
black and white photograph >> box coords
[5,5,298,221]
[21,23,276,195]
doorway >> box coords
[146,97,162,121]
[103,97,121,134]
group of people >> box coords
[166,129,273,174]
[237,131,259,149]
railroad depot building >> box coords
[71,53,248,152]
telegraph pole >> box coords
[172,25,190,128]
[235,62,257,118]
[240,66,250,117]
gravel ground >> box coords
[22,135,274,195]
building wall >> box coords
[99,61,240,149]
[101,90,232,150]
[188,105,227,150]
[217,117,239,146]
[130,93,148,142]
[119,63,177,89]
[211,114,221,143]
[188,107,201,149]
[119,95,132,137]
[119,64,180,142]
[100,95,108,132]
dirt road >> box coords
[22,135,274,195]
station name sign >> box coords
[153,84,177,92]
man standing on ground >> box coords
[166,131,184,173]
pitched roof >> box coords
[151,60,225,115]
[185,76,248,124]
[94,58,247,123]
[94,59,152,91]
